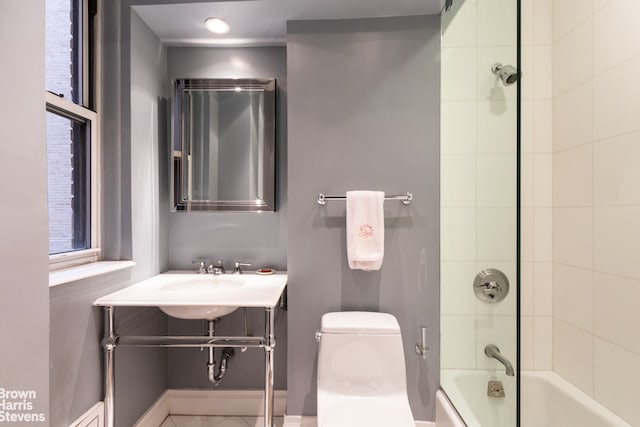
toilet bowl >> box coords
[317,311,415,427]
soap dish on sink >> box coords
[256,268,276,275]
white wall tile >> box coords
[592,0,609,12]
[533,100,552,153]
[521,261,534,315]
[521,99,534,153]
[521,154,534,207]
[553,264,594,332]
[533,208,553,262]
[534,316,553,370]
[533,0,552,45]
[552,145,593,207]
[441,155,477,208]
[520,315,534,370]
[534,154,552,207]
[476,315,517,371]
[441,208,477,262]
[553,20,593,95]
[442,47,477,101]
[553,207,592,269]
[593,0,640,75]
[441,315,477,369]
[520,46,535,101]
[534,262,553,317]
[553,319,594,396]
[594,338,640,426]
[477,0,517,47]
[552,0,593,42]
[594,207,640,279]
[442,0,478,48]
[441,101,477,154]
[594,131,640,206]
[520,0,534,47]
[477,208,517,262]
[441,261,478,315]
[521,207,534,262]
[477,100,517,153]
[477,154,516,207]
[552,83,593,152]
[594,272,640,355]
[533,46,553,99]
[593,56,640,141]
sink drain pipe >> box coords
[206,320,235,386]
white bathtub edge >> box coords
[435,390,465,427]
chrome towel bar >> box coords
[317,192,413,206]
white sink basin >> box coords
[93,271,288,321]
[158,275,244,320]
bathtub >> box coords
[436,370,631,427]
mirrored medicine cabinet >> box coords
[171,78,276,212]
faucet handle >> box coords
[232,262,251,274]
[191,259,208,274]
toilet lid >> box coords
[321,312,401,334]
[320,399,414,427]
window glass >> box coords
[46,0,83,104]
[46,111,90,255]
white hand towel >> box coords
[346,191,385,271]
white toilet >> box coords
[317,311,415,427]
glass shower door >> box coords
[440,0,519,425]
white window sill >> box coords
[49,260,136,288]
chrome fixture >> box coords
[415,326,429,359]
[485,344,515,376]
[474,268,509,303]
[491,63,519,86]
[211,260,226,275]
[487,380,506,398]
[317,192,413,206]
[232,262,252,274]
[192,259,209,274]
[206,320,235,386]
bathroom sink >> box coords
[157,275,245,320]
[93,270,288,320]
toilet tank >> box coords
[317,312,408,397]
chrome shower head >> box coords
[491,63,519,86]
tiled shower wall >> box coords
[550,1,640,424]
[520,0,553,370]
[441,0,518,371]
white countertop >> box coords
[93,270,288,308]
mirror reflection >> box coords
[172,78,276,211]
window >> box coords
[46,0,100,270]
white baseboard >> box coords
[134,389,287,427]
[69,402,104,427]
[282,415,434,427]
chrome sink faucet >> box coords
[485,344,515,376]
[209,260,226,275]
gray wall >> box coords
[166,46,288,391]
[0,0,50,423]
[286,16,441,420]
[166,46,287,271]
[49,6,171,427]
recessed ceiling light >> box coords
[204,17,230,34]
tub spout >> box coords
[484,344,514,376]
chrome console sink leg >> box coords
[264,307,275,427]
[104,306,116,427]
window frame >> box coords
[46,0,101,271]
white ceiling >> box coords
[133,0,444,47]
